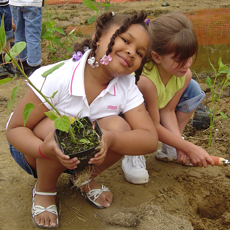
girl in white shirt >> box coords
[6,11,158,229]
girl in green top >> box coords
[122,12,214,185]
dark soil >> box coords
[55,117,102,172]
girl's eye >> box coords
[136,51,143,57]
[122,37,129,44]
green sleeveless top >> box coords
[143,62,186,109]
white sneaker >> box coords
[155,143,178,162]
[122,155,149,184]
[156,142,193,166]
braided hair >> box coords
[73,11,148,83]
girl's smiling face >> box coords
[96,23,149,77]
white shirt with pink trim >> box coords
[28,50,144,121]
[9,0,42,7]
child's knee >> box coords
[33,117,55,140]
[188,79,202,97]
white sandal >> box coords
[31,183,59,229]
[84,184,111,209]
[70,176,112,209]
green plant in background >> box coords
[206,57,230,146]
[41,20,77,62]
[0,16,77,143]
[83,0,111,24]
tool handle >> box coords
[207,156,224,166]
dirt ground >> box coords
[1,1,230,230]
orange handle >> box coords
[207,156,220,165]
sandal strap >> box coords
[34,190,57,196]
[86,185,110,202]
[32,204,58,217]
[70,175,92,187]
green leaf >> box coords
[88,16,96,24]
[220,111,228,119]
[47,46,56,53]
[0,15,6,51]
[50,90,58,98]
[0,77,12,85]
[79,139,90,144]
[44,110,59,121]
[219,69,229,74]
[51,20,55,27]
[53,36,61,45]
[83,0,98,11]
[41,62,65,78]
[5,42,26,62]
[208,59,216,73]
[101,3,110,6]
[218,57,228,72]
[64,54,70,59]
[217,79,225,88]
[59,43,64,49]
[42,31,53,40]
[7,82,21,111]
[206,76,212,88]
[54,27,65,35]
[226,70,230,80]
[54,115,70,132]
[65,46,73,53]
[43,21,52,28]
[22,103,35,126]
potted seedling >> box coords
[0,17,102,183]
[55,116,102,172]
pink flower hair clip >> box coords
[100,54,112,65]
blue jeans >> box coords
[8,143,75,179]
[0,5,13,40]
[10,6,42,66]
[176,79,205,113]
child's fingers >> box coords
[206,156,216,166]
[53,144,70,160]
[89,148,107,164]
[177,151,190,164]
[60,157,80,169]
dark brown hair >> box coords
[147,12,198,68]
[74,11,148,83]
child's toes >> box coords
[50,215,58,227]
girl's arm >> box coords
[138,74,214,167]
[6,88,49,157]
[159,69,192,139]
[6,88,72,165]
[102,103,158,156]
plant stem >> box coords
[6,50,62,117]
[69,126,77,144]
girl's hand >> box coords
[88,129,110,166]
[182,143,214,167]
[177,149,191,165]
[41,130,80,170]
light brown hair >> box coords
[147,12,198,68]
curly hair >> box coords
[73,11,148,83]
